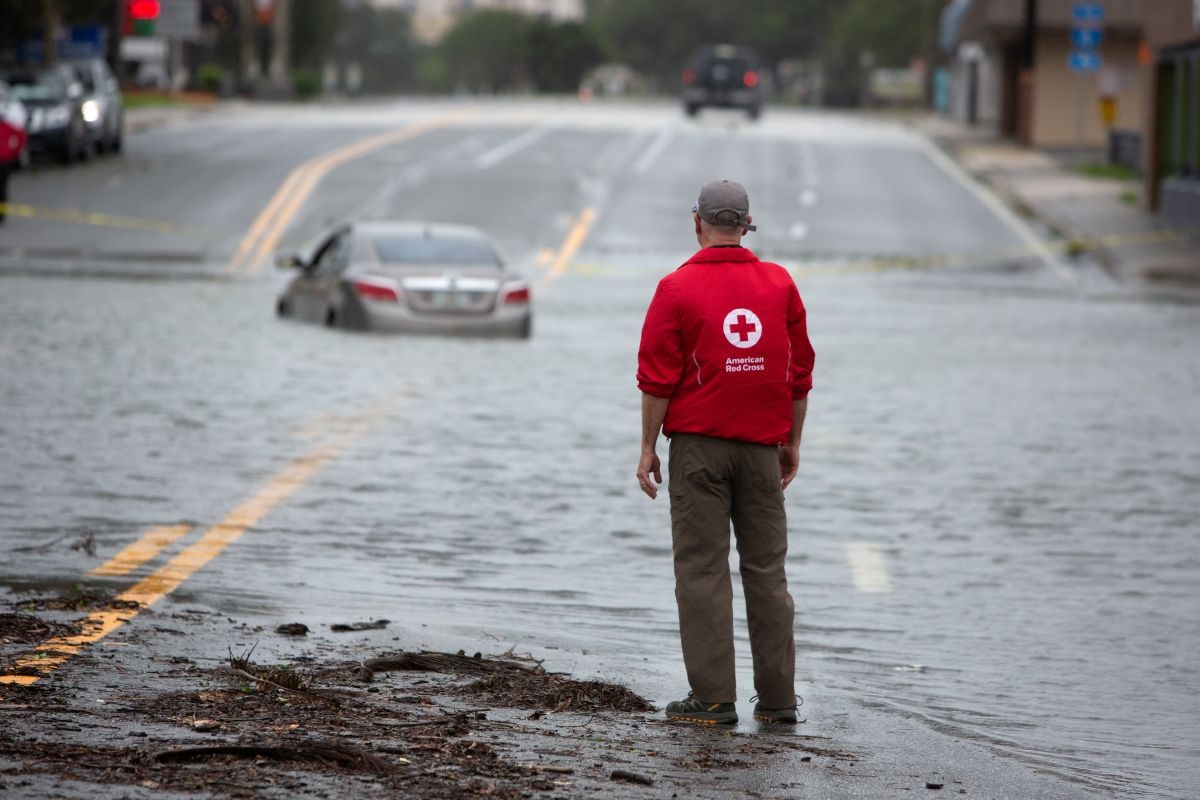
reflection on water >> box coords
[2,260,1198,799]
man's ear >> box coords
[694,214,703,236]
[742,214,753,234]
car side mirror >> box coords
[275,252,307,270]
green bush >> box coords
[196,64,223,94]
[292,69,322,100]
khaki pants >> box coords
[668,433,795,707]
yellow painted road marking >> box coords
[224,167,313,274]
[539,207,598,286]
[846,542,892,593]
[0,202,207,236]
[0,402,394,687]
[226,113,473,276]
[87,524,192,577]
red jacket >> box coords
[637,246,815,446]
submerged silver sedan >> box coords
[275,222,532,338]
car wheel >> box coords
[325,308,338,328]
[519,316,532,340]
[58,136,75,165]
[685,104,700,118]
[276,299,290,317]
[747,106,762,121]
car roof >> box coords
[352,221,492,241]
[690,44,761,63]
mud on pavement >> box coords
[1,590,854,799]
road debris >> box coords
[2,599,852,798]
[330,619,389,632]
[612,768,654,785]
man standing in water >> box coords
[636,180,814,725]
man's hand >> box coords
[779,444,800,491]
[637,450,662,499]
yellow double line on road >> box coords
[0,202,206,236]
[224,112,472,276]
[0,401,395,687]
[539,207,599,286]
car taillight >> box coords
[353,277,400,302]
[502,285,530,304]
[682,67,696,85]
[743,71,759,88]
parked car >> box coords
[276,222,532,339]
[681,44,764,120]
[1,65,91,163]
[68,58,123,154]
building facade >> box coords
[1142,0,1200,230]
[942,0,1147,149]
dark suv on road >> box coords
[681,44,764,120]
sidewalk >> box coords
[911,114,1200,290]
[123,97,236,135]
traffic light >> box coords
[126,0,161,36]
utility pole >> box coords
[268,0,290,94]
[1023,0,1038,70]
[1018,0,1038,145]
[239,0,290,96]
[42,0,60,66]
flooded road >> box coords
[2,101,1198,798]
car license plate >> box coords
[431,291,469,309]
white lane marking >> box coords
[633,121,677,175]
[789,222,809,240]
[918,137,1076,285]
[846,542,892,593]
[800,189,818,207]
[475,124,553,169]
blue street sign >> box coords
[1068,50,1102,72]
[1070,27,1103,48]
[1072,4,1105,25]
[17,25,106,63]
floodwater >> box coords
[3,258,1197,798]
[1,105,1198,798]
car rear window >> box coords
[369,233,500,266]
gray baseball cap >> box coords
[693,180,757,232]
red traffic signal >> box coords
[129,0,161,19]
[125,0,161,35]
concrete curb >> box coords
[919,123,1200,291]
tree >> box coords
[587,0,829,89]
[820,0,928,106]
[438,10,534,93]
[335,4,420,93]
[291,0,344,72]
[525,21,606,93]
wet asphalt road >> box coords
[1,99,1199,798]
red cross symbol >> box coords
[728,314,758,342]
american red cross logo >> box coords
[722,308,762,349]
[729,314,757,341]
